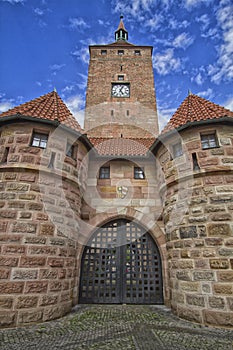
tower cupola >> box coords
[115,15,128,42]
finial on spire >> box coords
[120,14,123,19]
[188,89,192,96]
[54,87,57,93]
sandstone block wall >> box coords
[0,122,88,327]
[156,123,233,327]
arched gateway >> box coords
[79,219,163,304]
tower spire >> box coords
[115,15,128,42]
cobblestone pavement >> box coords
[0,305,233,350]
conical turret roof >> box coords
[163,93,233,133]
[117,16,127,31]
[0,91,82,132]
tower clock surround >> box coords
[111,83,130,97]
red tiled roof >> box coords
[117,17,127,31]
[163,93,233,133]
[90,137,155,156]
[0,91,82,132]
[107,41,135,47]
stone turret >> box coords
[0,91,91,327]
[152,94,233,327]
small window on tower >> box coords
[118,75,124,81]
[118,50,124,55]
[1,147,9,164]
[201,132,218,149]
[172,142,183,158]
[31,132,48,149]
[134,50,141,55]
[101,50,107,55]
[66,142,77,159]
[99,166,110,179]
[134,167,145,179]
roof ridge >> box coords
[53,90,59,120]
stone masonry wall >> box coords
[0,122,88,327]
[156,123,233,327]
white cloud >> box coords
[62,85,75,94]
[113,0,174,16]
[61,74,87,95]
[49,64,66,76]
[191,67,207,85]
[68,17,90,30]
[38,19,47,28]
[71,47,89,64]
[50,64,66,71]
[201,27,219,39]
[184,0,213,9]
[1,0,25,3]
[34,8,44,16]
[77,73,88,90]
[0,101,14,113]
[196,14,210,30]
[112,0,156,18]
[208,0,233,83]
[158,107,177,131]
[173,32,194,49]
[168,18,190,30]
[192,72,204,85]
[224,96,233,111]
[65,94,85,128]
[145,16,161,30]
[197,88,213,99]
[153,49,181,75]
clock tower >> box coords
[84,16,159,138]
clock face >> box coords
[112,84,130,97]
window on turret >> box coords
[118,75,124,81]
[101,50,107,55]
[31,132,48,149]
[1,147,9,164]
[134,167,145,179]
[200,132,218,149]
[118,50,124,55]
[172,142,183,158]
[99,166,110,179]
[66,142,77,159]
[134,50,141,55]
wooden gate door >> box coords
[79,219,163,304]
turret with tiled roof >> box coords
[0,90,82,132]
[163,93,233,133]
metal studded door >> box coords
[79,219,163,304]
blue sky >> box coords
[0,0,232,130]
